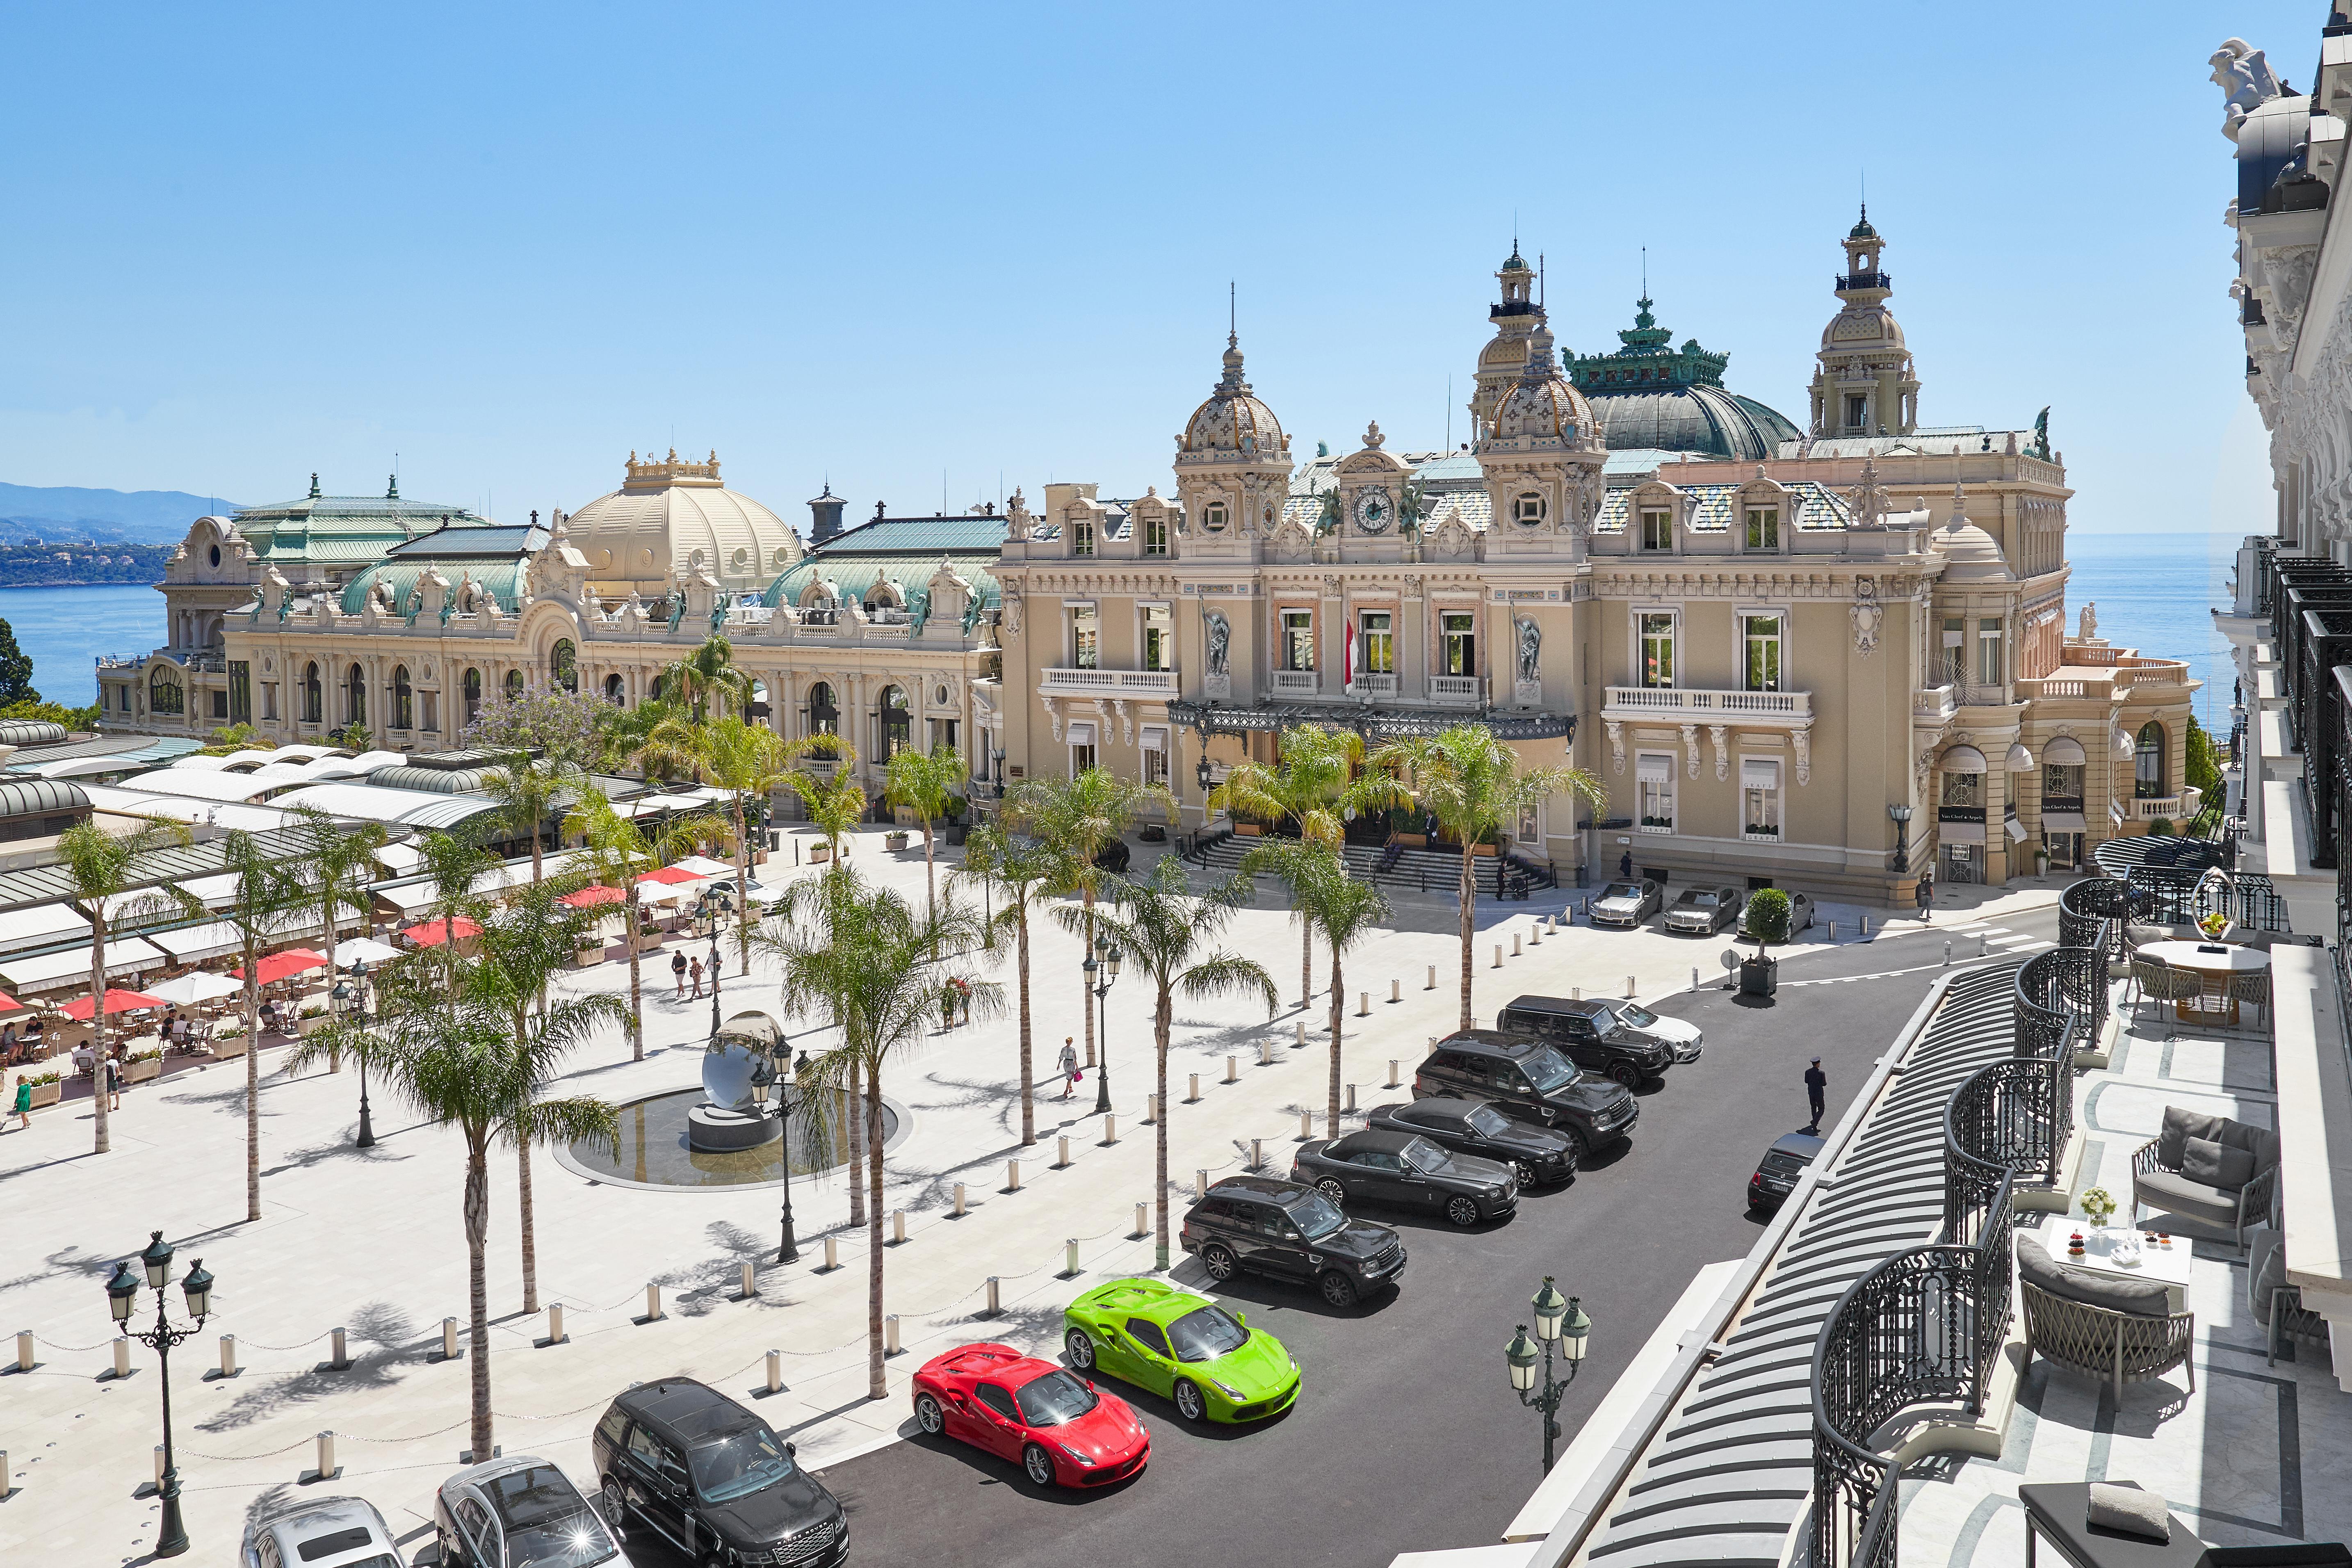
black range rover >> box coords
[591,1378,847,1568]
[1415,1030,1638,1157]
[1179,1175,1407,1308]
[1495,995,1675,1088]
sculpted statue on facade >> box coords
[1205,611,1230,677]
[2078,600,2097,642]
[1851,577,1882,656]
[2211,38,2286,142]
[1515,617,1541,684]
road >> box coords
[627,906,2060,1568]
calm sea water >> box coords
[0,539,2237,721]
[0,584,162,708]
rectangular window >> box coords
[1145,513,1168,556]
[1142,604,1173,671]
[1071,517,1094,557]
[2042,763,2083,802]
[1742,759,1782,839]
[1361,611,1395,673]
[1845,393,1869,429]
[1636,754,1675,833]
[211,689,229,720]
[1070,741,1097,776]
[1070,604,1099,669]
[1640,509,1672,551]
[260,683,277,721]
[1941,617,1966,686]
[1745,507,1779,550]
[1282,609,1316,671]
[1977,618,2003,685]
[420,691,439,733]
[1441,612,1476,676]
[1640,613,1675,688]
[1143,745,1168,789]
[1741,614,1782,692]
[228,660,251,724]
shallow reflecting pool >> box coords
[564,1086,899,1190]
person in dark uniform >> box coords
[1915,870,1935,923]
[1804,1057,1827,1132]
[1618,849,1634,880]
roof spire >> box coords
[308,472,321,500]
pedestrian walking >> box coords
[688,955,705,1000]
[1058,1037,1081,1100]
[1618,849,1634,881]
[1915,870,1935,923]
[104,1053,122,1112]
[1804,1056,1827,1133]
[10,1071,31,1130]
[671,949,688,999]
[940,978,958,1032]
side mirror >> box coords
[784,1441,797,1458]
[1232,1311,1248,1326]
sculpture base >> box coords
[687,1104,780,1152]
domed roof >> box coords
[565,450,803,593]
[1180,336,1285,459]
[1822,304,1907,352]
[1930,516,2012,580]
[1490,324,1597,445]
[1566,298,1802,461]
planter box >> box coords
[1392,833,1427,848]
[1233,824,1263,837]
[885,832,910,851]
[210,1036,249,1061]
[27,1080,59,1109]
[1739,956,1778,998]
[574,948,605,969]
[1470,843,1499,858]
[808,844,833,864]
[123,1058,162,1084]
[945,824,969,846]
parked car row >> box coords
[1586,879,1816,939]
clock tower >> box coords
[1469,248,1543,442]
[1475,318,1606,561]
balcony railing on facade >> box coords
[1038,666,1179,697]
[2126,789,2203,822]
[1603,685,1810,720]
[1246,670,1481,705]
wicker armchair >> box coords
[2136,961,2208,1025]
[2018,1243,2196,1399]
[2123,954,2165,1012]
[2250,1228,2330,1367]
[2231,969,2272,1030]
[2131,1106,2279,1250]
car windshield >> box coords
[1014,1368,1100,1426]
[1682,892,1719,907]
[1519,1046,1578,1093]
[1467,1105,1515,1137]
[1401,1138,1452,1174]
[1283,1189,1348,1240]
[482,1467,616,1568]
[1601,883,1643,900]
[506,1512,619,1568]
[1166,1304,1249,1363]
[1613,1004,1658,1029]
[688,1425,796,1502]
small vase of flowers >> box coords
[2080,1186,2118,1228]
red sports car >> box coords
[910,1342,1150,1488]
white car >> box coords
[436,1454,630,1568]
[1588,879,1663,929]
[1590,998,1704,1064]
[242,1495,400,1568]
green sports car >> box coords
[1062,1277,1300,1424]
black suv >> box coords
[1179,1174,1407,1308]
[591,1378,847,1567]
[1494,995,1674,1088]
[1748,1130,1825,1213]
[1366,1097,1579,1187]
[1415,1030,1638,1157]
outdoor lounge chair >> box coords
[2231,970,2272,1031]
[2021,1481,2351,1566]
[2248,1228,2330,1367]
[2132,1105,2279,1250]
[2018,1239,2195,1400]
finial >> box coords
[308,472,321,500]
[386,473,399,501]
[1363,420,1385,450]
[1229,279,1236,343]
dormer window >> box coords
[1145,513,1168,555]
[1640,509,1672,551]
[1515,492,1546,527]
[1201,501,1228,534]
[1745,507,1779,550]
[1072,517,1094,557]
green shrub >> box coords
[2147,817,2175,839]
[1744,887,1792,949]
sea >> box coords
[0,536,2238,720]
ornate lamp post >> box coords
[331,959,375,1147]
[1503,1276,1590,1472]
[1887,802,1915,876]
[106,1231,214,1558]
[750,1042,800,1264]
[698,890,733,1048]
[1083,934,1120,1116]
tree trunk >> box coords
[244,949,262,1223]
[1015,902,1034,1146]
[518,1134,538,1315]
[734,797,753,976]
[626,888,645,1061]
[87,917,110,1155]
[1080,888,1097,1077]
[1458,843,1477,1032]
[320,886,342,1074]
[1327,945,1344,1135]
[921,822,936,925]
[1154,984,1173,1270]
[845,1057,867,1226]
[529,814,543,889]
[1300,918,1313,1010]
[865,1064,887,1401]
[465,1137,494,1462]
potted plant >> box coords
[884,828,910,852]
[1469,830,1500,858]
[808,842,833,864]
[943,795,970,847]
[123,1048,163,1084]
[2147,816,2175,839]
[1741,887,1790,998]
[2033,845,2050,878]
[24,1068,61,1107]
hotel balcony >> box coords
[1602,685,1811,726]
[2126,788,2204,822]
[1036,667,1179,698]
[1429,675,1486,705]
[1270,669,1319,695]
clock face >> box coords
[1354,490,1391,533]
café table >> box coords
[2135,939,2269,1026]
[2037,1214,2193,1313]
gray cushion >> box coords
[2183,1136,2257,1191]
[2022,1236,2174,1317]
[2019,1235,2074,1293]
[2088,1482,2172,1543]
[2249,1228,2287,1327]
[2158,1105,2226,1169]
[2135,1168,2245,1229]
[2021,1483,2209,1568]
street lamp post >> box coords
[1503,1276,1590,1473]
[699,890,732,1048]
[106,1231,215,1558]
[1887,802,1915,876]
[332,960,375,1148]
[1083,935,1120,1116]
[751,1044,800,1264]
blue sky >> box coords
[0,2,2312,534]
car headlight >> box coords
[1056,1441,1099,1465]
[1207,1378,1244,1401]
[1287,1351,1299,1371]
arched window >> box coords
[345,664,367,726]
[504,669,525,701]
[807,681,837,736]
[2135,721,2167,799]
[463,668,483,725]
[877,684,910,759]
[604,673,626,705]
[302,662,322,724]
[149,669,184,715]
[748,678,771,724]
[391,666,413,730]
[551,639,577,694]
[648,673,666,703]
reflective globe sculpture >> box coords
[700,1038,769,1111]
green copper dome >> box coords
[1563,298,1800,461]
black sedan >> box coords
[1747,1130,1825,1213]
[1365,1097,1578,1188]
[1289,1130,1517,1227]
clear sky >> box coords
[0,2,2313,534]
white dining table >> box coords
[2138,940,2269,1024]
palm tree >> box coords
[1007,769,1175,1080]
[950,823,1060,1146]
[1240,838,1389,1135]
[767,867,1001,1400]
[213,830,312,1223]
[1210,726,1363,1007]
[785,736,867,867]
[289,986,617,1463]
[482,751,570,889]
[883,744,966,920]
[659,633,752,721]
[564,788,726,1062]
[1063,856,1274,1269]
[55,819,200,1155]
[414,831,498,1005]
[465,882,629,1313]
[284,805,387,991]
[1363,725,1602,1032]
[637,714,792,973]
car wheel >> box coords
[1610,1061,1641,1090]
[600,1479,629,1543]
[1512,1159,1539,1187]
[1315,1177,1347,1204]
[1567,1128,1593,1162]
[1022,1442,1057,1487]
[1201,1243,1237,1281]
[1445,1194,1482,1228]
[1064,1328,1095,1372]
[1174,1379,1207,1422]
[1318,1270,1360,1308]
[914,1392,945,1436]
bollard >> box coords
[766,1349,782,1395]
[1357,991,1369,1017]
[985,1277,1001,1316]
[954,1182,967,1217]
[329,1327,347,1370]
[113,1337,131,1379]
[1259,1040,1273,1068]
[1295,1020,1306,1049]
[1571,985,1581,1001]
[1145,1094,1159,1124]
[1625,975,1636,998]
[740,1262,757,1299]
[1102,1113,1118,1144]
[1189,1075,1201,1103]
[1,1449,10,1501]
[1007,1159,1022,1192]
[315,1431,336,1481]
[153,1443,165,1488]
[824,1235,841,1270]
[1058,1134,1071,1168]
[1860,915,1869,938]
[1829,920,1837,941]
[1299,1110,1313,1140]
[1387,1058,1400,1087]
[219,1335,238,1378]
[893,1210,908,1244]
[1513,933,1523,957]
[1531,920,1541,945]
[442,1317,459,1360]
[1225,1055,1238,1084]
[1346,1083,1357,1112]
[885,1314,901,1356]
[1979,933,1988,957]
[13,1331,29,1372]
[1390,978,1400,1004]
[644,1285,662,1323]
[1251,1137,1265,1170]
[546,1303,564,1345]
[1065,1238,1080,1276]
[1196,1167,1211,1198]
[1944,940,1952,965]
[1691,966,1699,993]
[1427,963,1436,990]
[1133,1201,1149,1237]
[1493,944,1503,968]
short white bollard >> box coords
[1691,966,1700,993]
[1978,933,1989,957]
[1102,1113,1118,1144]
[1145,1094,1159,1124]
[1346,1083,1357,1112]
[766,1349,782,1395]
[1829,920,1838,940]
[1251,1137,1265,1169]
[1225,1055,1238,1084]
[1007,1159,1022,1191]
[885,1314,901,1356]
[1390,978,1400,1004]
[1189,1074,1201,1102]
[1427,964,1436,990]
[114,1337,131,1379]
[824,1235,841,1270]
[1299,1110,1313,1140]
[328,1327,347,1371]
[1625,975,1636,998]
[442,1317,459,1360]
[153,1443,165,1488]
[740,1262,757,1298]
[985,1276,1001,1316]
[1065,1238,1080,1276]
[1387,1059,1400,1087]
[1,1449,12,1500]
[1259,1040,1273,1067]
[1860,915,1870,938]
[1196,1167,1211,1198]
[219,1335,238,1378]
[315,1431,336,1480]
[1571,985,1581,1001]
[1295,1019,1306,1049]
[644,1285,662,1322]
[13,1331,30,1372]
[1057,1135,1071,1168]
[1133,1201,1149,1237]
[1513,933,1523,956]
[1531,920,1542,945]
[1944,941,1952,965]
[546,1303,564,1344]
[954,1182,967,1217]
[893,1210,908,1244]
[1357,990,1369,1017]
[1493,944,1503,968]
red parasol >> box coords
[401,917,483,948]
[637,866,703,886]
[61,988,165,1020]
[557,885,626,908]
[231,949,329,985]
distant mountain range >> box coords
[0,482,242,545]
